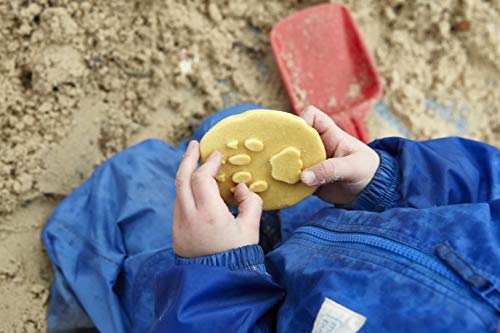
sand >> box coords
[0,0,499,331]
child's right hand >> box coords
[300,106,380,205]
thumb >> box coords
[301,155,358,186]
[234,183,263,227]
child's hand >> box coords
[173,140,263,258]
[300,106,380,204]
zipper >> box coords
[294,225,500,317]
[294,225,465,289]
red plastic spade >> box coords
[270,3,383,143]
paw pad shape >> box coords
[269,147,303,184]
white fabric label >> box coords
[311,297,367,333]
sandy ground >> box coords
[1,0,499,331]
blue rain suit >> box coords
[42,105,500,333]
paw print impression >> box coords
[224,138,270,194]
[199,109,326,210]
[269,147,303,184]
[222,137,305,195]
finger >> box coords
[191,150,222,207]
[301,155,358,186]
[176,140,199,212]
[300,105,347,156]
[234,183,262,228]
[300,105,342,134]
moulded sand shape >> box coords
[232,171,252,184]
[269,146,303,184]
[244,138,264,152]
[228,153,251,165]
[226,139,238,149]
[249,180,268,193]
[215,172,226,182]
[199,109,326,210]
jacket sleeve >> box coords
[148,245,284,333]
[346,137,500,211]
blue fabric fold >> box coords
[370,137,500,208]
[175,245,267,275]
[150,264,284,333]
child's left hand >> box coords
[173,140,263,258]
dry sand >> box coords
[0,0,499,331]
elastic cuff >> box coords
[343,150,401,212]
[175,245,267,275]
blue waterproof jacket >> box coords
[42,104,500,333]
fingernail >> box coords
[188,140,196,150]
[301,170,316,185]
[233,183,247,200]
[235,183,247,192]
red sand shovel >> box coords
[270,3,383,143]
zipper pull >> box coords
[435,241,500,313]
